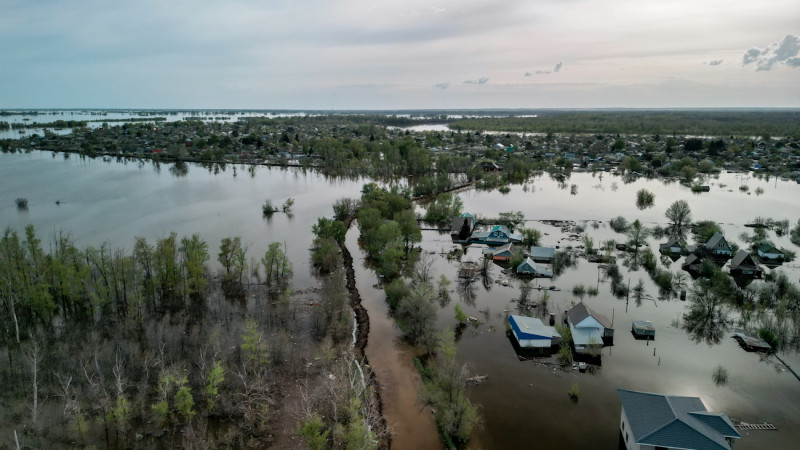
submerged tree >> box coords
[665,200,692,239]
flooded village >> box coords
[1,110,800,449]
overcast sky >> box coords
[1,0,798,109]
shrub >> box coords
[568,383,580,402]
[15,197,28,209]
[609,216,628,233]
[385,278,411,311]
[262,200,278,215]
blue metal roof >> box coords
[508,315,560,342]
[618,389,740,450]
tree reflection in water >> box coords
[683,279,731,345]
[458,279,477,307]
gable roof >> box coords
[567,302,613,330]
[508,315,561,342]
[756,242,782,254]
[661,236,681,248]
[529,246,556,259]
[618,389,740,450]
[730,249,758,269]
[705,232,729,249]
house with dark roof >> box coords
[567,302,614,353]
[450,213,475,243]
[477,161,501,172]
[729,250,762,278]
[618,389,740,450]
[682,254,706,275]
[756,242,784,262]
[703,233,733,258]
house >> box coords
[507,315,561,348]
[450,213,475,243]
[490,243,514,261]
[756,242,784,262]
[470,225,522,246]
[567,302,614,353]
[659,236,682,255]
[729,250,762,278]
[682,254,705,274]
[478,161,501,172]
[703,233,733,258]
[528,246,556,263]
[516,257,553,277]
[618,389,740,450]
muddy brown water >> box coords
[2,152,799,449]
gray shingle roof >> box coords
[705,232,728,250]
[618,389,740,450]
[567,302,613,329]
[730,249,757,270]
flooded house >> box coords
[702,232,733,258]
[470,225,522,246]
[756,242,784,263]
[516,257,553,277]
[528,246,556,263]
[488,243,514,262]
[617,389,740,450]
[567,302,614,353]
[729,250,762,278]
[450,212,475,243]
[507,315,561,349]
[658,236,683,255]
[477,160,501,172]
[682,253,706,276]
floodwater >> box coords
[0,151,366,288]
[415,171,800,449]
[0,110,313,140]
[2,151,799,449]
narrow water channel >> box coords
[345,225,443,449]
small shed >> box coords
[508,315,561,348]
[529,246,556,263]
[632,321,655,339]
[516,257,553,277]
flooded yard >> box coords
[2,151,798,448]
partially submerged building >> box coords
[703,232,733,258]
[528,246,556,263]
[488,243,514,262]
[516,257,553,277]
[756,242,785,263]
[659,236,683,255]
[470,225,522,246]
[729,250,762,278]
[450,212,476,243]
[618,389,740,450]
[567,302,614,353]
[507,315,561,348]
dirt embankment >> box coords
[339,214,390,449]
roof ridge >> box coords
[639,417,680,442]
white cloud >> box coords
[435,82,449,89]
[742,34,800,70]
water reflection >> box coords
[169,160,189,177]
[682,284,731,345]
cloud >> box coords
[705,59,723,66]
[553,61,562,72]
[742,34,800,70]
[535,70,550,74]
[434,82,449,89]
[463,77,489,84]
[524,72,532,77]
